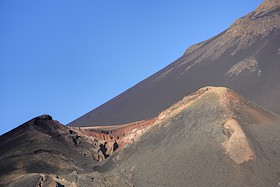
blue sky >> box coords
[0,0,263,135]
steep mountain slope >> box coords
[98,87,280,187]
[69,0,280,127]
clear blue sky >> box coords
[0,0,263,135]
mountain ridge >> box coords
[96,86,280,187]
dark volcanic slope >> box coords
[69,0,280,127]
[98,87,280,187]
[0,115,132,186]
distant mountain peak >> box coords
[227,0,280,38]
[183,1,280,64]
[256,0,280,13]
